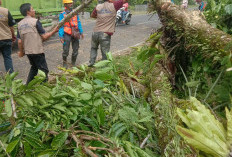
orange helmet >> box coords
[63,0,73,4]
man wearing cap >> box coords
[17,3,58,84]
[0,0,16,73]
[88,0,128,67]
[59,0,84,68]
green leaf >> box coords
[34,121,44,132]
[176,126,229,157]
[13,129,21,137]
[79,122,91,131]
[24,136,43,148]
[84,117,99,131]
[149,54,164,70]
[38,155,50,157]
[94,71,112,81]
[94,60,111,68]
[114,125,127,137]
[37,150,55,157]
[5,73,12,89]
[9,72,18,80]
[107,52,113,61]
[97,104,105,126]
[0,92,5,99]
[225,4,232,15]
[138,115,152,123]
[23,142,32,157]
[38,70,46,78]
[94,99,102,106]
[137,48,159,62]
[52,104,66,112]
[5,99,12,117]
[80,93,92,101]
[185,81,200,88]
[81,82,93,90]
[93,79,105,87]
[6,139,19,153]
[118,107,138,124]
[226,108,232,144]
[190,97,226,142]
[51,132,69,149]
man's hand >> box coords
[60,38,64,43]
[12,36,16,43]
[53,26,59,33]
[18,51,25,58]
[81,34,84,40]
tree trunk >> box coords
[48,0,93,31]
[154,0,232,55]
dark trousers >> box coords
[26,53,49,84]
[63,33,79,59]
[0,40,14,73]
[89,32,111,65]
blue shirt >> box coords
[58,11,83,38]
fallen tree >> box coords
[48,0,93,31]
[148,0,232,101]
[154,0,232,55]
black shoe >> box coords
[88,63,94,67]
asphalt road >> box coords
[0,13,161,82]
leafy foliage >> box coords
[0,53,158,157]
[205,0,232,34]
[177,97,232,157]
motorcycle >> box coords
[115,7,132,26]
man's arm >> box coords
[41,28,58,41]
[113,0,124,11]
[10,27,16,42]
[8,11,16,42]
[91,8,97,18]
[35,20,58,41]
[17,39,24,57]
[77,15,84,39]
[58,13,65,43]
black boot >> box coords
[71,56,77,66]
[63,56,67,69]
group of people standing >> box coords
[0,0,128,84]
[178,0,207,11]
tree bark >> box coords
[48,0,93,31]
[154,0,232,55]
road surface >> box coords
[0,13,161,82]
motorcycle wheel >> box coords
[125,19,131,25]
[125,16,131,25]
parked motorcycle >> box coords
[115,7,132,26]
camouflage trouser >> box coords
[89,32,111,65]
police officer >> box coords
[0,0,16,73]
[17,3,58,84]
[59,0,84,68]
